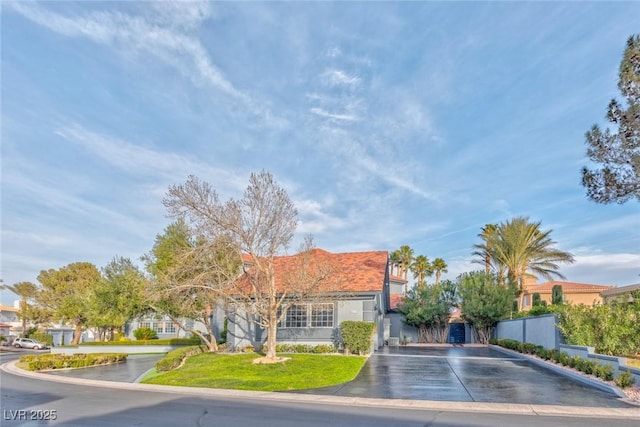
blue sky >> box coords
[2,1,639,304]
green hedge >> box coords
[155,345,207,372]
[491,339,635,389]
[274,344,336,354]
[80,337,201,346]
[340,321,376,355]
[29,332,53,347]
[19,353,127,371]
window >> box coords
[152,322,163,333]
[311,303,334,327]
[165,323,176,333]
[141,321,151,330]
[282,304,308,328]
[280,303,334,328]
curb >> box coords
[3,360,640,420]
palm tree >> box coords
[490,217,575,309]
[1,281,38,337]
[472,223,498,275]
[432,258,448,285]
[389,250,402,277]
[410,255,433,287]
[397,245,415,281]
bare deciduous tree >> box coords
[162,171,340,362]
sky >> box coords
[2,1,639,304]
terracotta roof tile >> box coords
[525,281,614,294]
[241,249,389,294]
[389,274,408,283]
[389,294,405,310]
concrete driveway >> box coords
[306,345,633,407]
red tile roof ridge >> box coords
[526,281,614,292]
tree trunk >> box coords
[264,310,278,359]
[21,299,28,337]
[72,324,83,345]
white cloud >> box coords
[8,1,288,129]
[309,107,357,122]
[323,69,361,87]
[559,253,640,286]
[295,198,346,234]
[9,2,241,98]
[55,125,247,194]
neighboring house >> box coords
[600,283,640,304]
[0,304,21,338]
[227,249,391,351]
[521,280,614,309]
[126,315,212,340]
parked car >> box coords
[13,338,48,350]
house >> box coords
[126,315,214,340]
[521,279,614,309]
[600,283,640,304]
[227,249,391,351]
[0,304,20,339]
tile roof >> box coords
[389,274,408,283]
[241,249,389,294]
[601,283,640,296]
[389,294,405,310]
[525,281,614,294]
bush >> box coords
[594,363,615,381]
[274,343,336,354]
[20,353,127,371]
[615,369,636,389]
[81,337,200,346]
[340,321,376,355]
[155,345,206,372]
[133,327,158,341]
[29,332,54,347]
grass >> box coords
[626,358,640,369]
[141,353,366,391]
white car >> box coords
[13,338,48,350]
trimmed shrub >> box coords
[155,345,206,372]
[615,369,636,389]
[274,343,336,354]
[81,337,200,346]
[20,353,127,371]
[594,363,615,381]
[28,332,53,347]
[340,321,376,355]
[133,327,158,341]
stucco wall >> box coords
[495,314,560,349]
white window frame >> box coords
[280,303,334,328]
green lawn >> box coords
[141,353,366,391]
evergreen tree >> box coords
[582,35,640,204]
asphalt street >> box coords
[2,367,640,427]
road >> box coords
[1,362,639,427]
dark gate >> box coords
[448,322,466,344]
